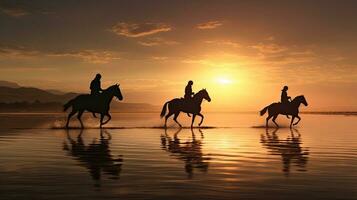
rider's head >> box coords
[188,80,193,85]
[95,73,102,79]
[282,86,288,91]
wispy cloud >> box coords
[197,21,223,30]
[204,40,240,48]
[111,22,172,38]
[0,45,39,58]
[0,7,29,17]
[251,43,288,54]
[0,1,52,17]
[49,50,120,64]
[0,45,119,64]
[138,37,179,46]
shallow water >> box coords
[0,113,356,199]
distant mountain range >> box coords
[0,80,159,112]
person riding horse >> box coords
[90,73,103,118]
[281,85,292,119]
[184,80,195,117]
[184,80,194,101]
[90,73,103,95]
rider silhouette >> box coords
[90,73,103,95]
[281,85,292,118]
[90,73,103,118]
[184,80,194,100]
[184,80,194,117]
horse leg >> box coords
[77,110,84,129]
[290,116,295,128]
[197,113,204,126]
[293,115,301,126]
[266,114,273,128]
[66,110,77,128]
[191,114,196,128]
[272,115,279,128]
[173,112,182,127]
[101,113,112,125]
[164,111,174,128]
[100,114,105,129]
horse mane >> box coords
[103,84,118,92]
[292,95,304,102]
[193,89,206,98]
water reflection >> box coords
[63,129,123,187]
[160,128,210,178]
[260,128,309,176]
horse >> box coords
[260,95,308,128]
[160,89,211,128]
[64,84,123,128]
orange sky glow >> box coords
[0,0,356,111]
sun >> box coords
[216,77,233,85]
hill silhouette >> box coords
[0,80,20,88]
[0,81,159,113]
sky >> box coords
[0,0,356,111]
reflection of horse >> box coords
[63,129,123,187]
[64,84,123,128]
[160,128,210,178]
[260,95,308,128]
[260,128,309,176]
[160,89,211,128]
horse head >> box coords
[296,95,308,106]
[112,84,123,101]
[198,88,211,102]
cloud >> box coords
[204,40,240,48]
[0,1,51,17]
[111,22,172,37]
[251,43,288,54]
[0,45,39,58]
[138,37,179,46]
[197,21,223,30]
[0,7,29,17]
[151,56,169,61]
[49,50,120,64]
[0,45,120,64]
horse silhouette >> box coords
[160,89,211,128]
[160,128,210,178]
[63,129,123,187]
[260,95,308,128]
[260,128,309,176]
[64,84,123,128]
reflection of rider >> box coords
[184,80,194,100]
[90,73,103,95]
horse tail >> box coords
[160,101,170,118]
[260,105,269,116]
[63,98,75,112]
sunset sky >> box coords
[0,0,356,111]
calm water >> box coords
[0,113,356,199]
